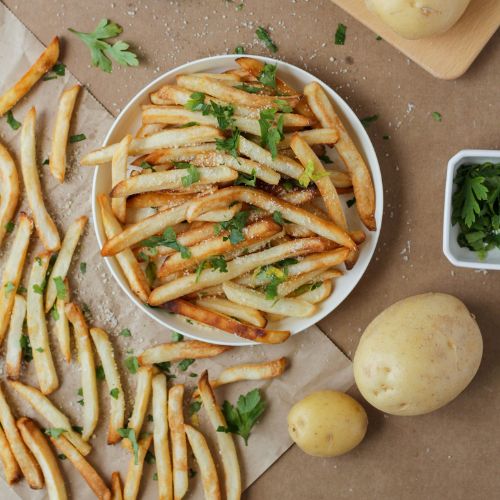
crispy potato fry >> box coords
[111,134,132,224]
[192,72,242,81]
[5,294,26,380]
[54,278,71,363]
[168,384,188,500]
[0,423,21,484]
[0,142,20,247]
[292,279,333,303]
[45,215,87,312]
[81,126,223,166]
[223,281,317,317]
[49,84,81,183]
[276,267,340,297]
[163,300,290,344]
[194,203,243,223]
[149,237,332,305]
[9,381,91,455]
[27,252,59,394]
[304,82,376,230]
[279,186,319,205]
[111,472,124,500]
[123,434,153,500]
[195,297,266,327]
[152,373,173,500]
[65,303,98,441]
[329,170,352,189]
[0,37,59,116]
[49,435,111,500]
[280,128,339,149]
[127,191,193,210]
[90,328,125,445]
[198,371,241,500]
[21,107,60,251]
[136,123,165,138]
[185,425,221,500]
[0,382,44,488]
[139,340,230,366]
[283,222,315,238]
[139,145,217,165]
[17,417,68,500]
[186,187,355,249]
[111,167,237,198]
[126,366,153,441]
[98,195,151,301]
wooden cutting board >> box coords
[331,0,500,80]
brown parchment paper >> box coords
[0,4,354,498]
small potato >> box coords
[287,390,368,457]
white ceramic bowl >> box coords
[443,149,500,270]
[92,55,383,345]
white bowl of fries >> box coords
[90,55,383,345]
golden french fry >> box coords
[185,425,221,500]
[45,215,87,312]
[195,297,266,327]
[292,279,333,303]
[279,128,340,149]
[276,268,339,297]
[152,373,173,500]
[127,191,194,210]
[194,203,243,223]
[27,252,59,394]
[0,37,59,116]
[0,382,44,489]
[136,123,165,138]
[49,435,111,500]
[139,144,217,165]
[111,471,124,500]
[139,340,231,366]
[304,81,376,230]
[98,195,151,302]
[17,417,68,499]
[53,278,71,363]
[168,384,188,500]
[191,72,242,81]
[20,107,60,251]
[198,371,241,500]
[123,434,153,500]
[111,134,132,224]
[0,423,21,484]
[5,294,26,380]
[49,84,81,183]
[81,126,223,166]
[124,366,153,445]
[9,381,91,455]
[0,142,20,247]
[90,328,125,445]
[65,303,98,442]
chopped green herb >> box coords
[346,197,356,208]
[178,358,195,372]
[155,361,171,374]
[42,75,58,81]
[432,111,442,122]
[272,211,284,225]
[80,262,87,274]
[189,468,197,478]
[153,473,158,481]
[293,281,322,296]
[145,261,156,286]
[20,335,32,362]
[42,158,50,166]
[4,281,15,297]
[17,285,27,294]
[140,227,191,259]
[360,115,378,127]
[171,332,184,342]
[234,83,261,94]
[257,258,298,300]
[274,99,293,113]
[214,210,249,245]
[53,62,66,75]
[119,328,132,337]
[32,281,46,295]
[69,133,86,143]
[53,276,67,300]
[140,161,156,172]
[235,169,257,187]
[318,154,333,164]
[179,121,199,128]
[205,101,235,130]
[72,426,83,434]
[173,161,201,187]
[44,428,67,438]
[256,26,278,53]
[215,129,240,159]
[35,347,44,353]
[189,401,202,416]
[298,159,328,188]
[259,108,284,159]
[185,92,206,111]
[189,372,198,378]
[5,220,14,233]
[234,46,246,54]
[117,428,139,464]
[51,306,60,321]
[125,356,139,374]
[258,63,277,89]
[77,388,83,397]
[58,454,67,460]
[145,450,156,464]
[6,110,21,130]
[383,135,390,140]
[335,23,347,45]
[147,414,154,422]
[110,388,120,399]
[35,256,42,266]
[376,35,383,41]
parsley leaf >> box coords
[171,332,184,342]
[178,358,195,372]
[274,99,293,113]
[432,111,442,122]
[346,197,356,208]
[256,26,278,53]
[68,19,139,73]
[6,110,21,130]
[110,388,120,399]
[20,335,32,362]
[119,328,132,337]
[206,101,235,130]
[195,255,228,282]
[257,258,298,300]
[234,83,262,94]
[216,129,240,159]
[217,389,266,445]
[45,428,67,438]
[318,154,333,164]
[53,276,67,300]
[234,45,246,54]
[4,281,15,297]
[335,23,347,45]
[214,211,249,245]
[80,262,87,274]
[298,160,328,188]
[117,428,139,465]
[5,220,14,233]
[235,169,257,187]
[96,365,106,380]
[125,356,139,374]
[140,227,191,259]
[258,63,277,88]
[51,306,60,321]
[272,211,284,225]
[145,261,156,286]
[360,115,378,127]
[173,161,200,187]
[69,133,86,143]
[185,92,206,111]
[259,108,284,159]
[32,281,46,295]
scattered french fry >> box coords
[111,134,132,224]
[0,424,21,485]
[5,294,26,380]
[0,142,20,247]
[195,297,266,328]
[123,434,153,500]
[292,279,333,303]
[54,278,71,363]
[126,366,153,442]
[111,472,124,500]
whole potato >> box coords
[287,390,368,457]
[365,0,472,39]
[354,293,482,416]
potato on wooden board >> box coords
[354,293,482,416]
[287,390,368,457]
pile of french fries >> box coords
[84,57,376,344]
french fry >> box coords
[0,37,59,116]
[198,371,241,500]
[45,215,87,312]
[49,435,111,500]
[152,373,173,500]
[0,382,44,488]
[136,123,165,138]
[81,126,223,166]
[9,381,92,455]
[54,278,71,363]
[139,144,217,165]
[163,300,290,344]
[149,237,332,305]
[0,424,21,484]
[304,81,376,230]
[111,472,124,500]
[65,303,99,441]
[185,425,221,500]
[98,195,151,301]
[126,366,153,441]
[279,186,320,205]
[111,134,132,224]
[49,84,81,183]
[192,72,242,81]
[90,328,125,445]
[123,434,153,500]
[27,252,59,394]
[194,203,243,223]
[111,167,237,198]
[277,268,340,297]
[20,107,60,251]
[5,294,26,380]
[292,279,333,303]
[17,417,68,500]
[168,384,188,500]
[139,340,230,366]
[279,128,340,149]
[127,191,193,210]
[0,142,20,247]
[195,297,266,327]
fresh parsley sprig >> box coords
[140,227,191,259]
[214,211,249,245]
[256,26,278,53]
[259,108,284,160]
[258,63,278,89]
[173,161,200,187]
[298,160,329,188]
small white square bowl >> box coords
[443,149,500,270]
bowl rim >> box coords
[443,148,500,270]
[91,53,384,345]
